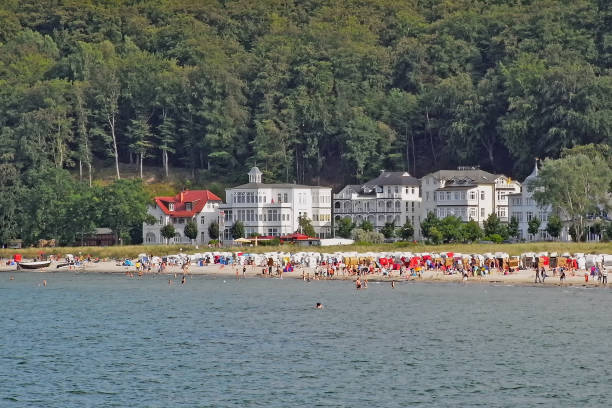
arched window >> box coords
[394,201,400,210]
[145,232,156,244]
[334,201,341,209]
[386,201,392,209]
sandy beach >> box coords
[1,259,606,288]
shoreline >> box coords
[1,261,607,288]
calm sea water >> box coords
[1,272,612,407]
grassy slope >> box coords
[2,242,611,260]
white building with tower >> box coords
[220,167,332,239]
[333,171,422,239]
[508,161,570,241]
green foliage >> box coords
[381,222,396,239]
[420,212,440,240]
[184,220,198,241]
[528,217,542,237]
[0,0,611,245]
[531,152,612,241]
[398,220,414,241]
[336,217,355,239]
[427,227,443,245]
[231,221,245,239]
[359,219,374,232]
[99,178,154,242]
[487,234,503,244]
[546,214,563,239]
[352,229,385,244]
[208,221,220,240]
[160,224,176,243]
[438,216,464,243]
[483,213,501,237]
[298,216,316,237]
[461,220,483,243]
[508,216,520,239]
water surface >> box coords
[1,272,611,407]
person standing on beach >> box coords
[541,268,547,283]
[560,270,566,284]
[242,266,246,278]
[535,268,541,283]
[602,268,608,285]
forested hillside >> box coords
[0,0,611,245]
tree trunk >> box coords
[140,152,143,178]
[109,115,120,180]
[88,162,92,187]
[79,160,83,183]
[163,149,169,178]
[411,132,416,175]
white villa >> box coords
[219,167,332,239]
[420,167,520,225]
[143,190,223,244]
[333,171,422,239]
[508,161,570,241]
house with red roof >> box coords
[143,190,222,244]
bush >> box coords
[486,234,503,244]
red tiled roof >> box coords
[155,190,222,217]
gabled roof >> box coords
[424,169,498,186]
[155,190,222,217]
[364,171,420,187]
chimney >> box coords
[180,191,184,202]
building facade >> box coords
[333,171,422,239]
[143,190,222,244]
[220,167,332,239]
[507,162,570,241]
[420,167,519,225]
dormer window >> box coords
[185,202,192,211]
[168,203,175,211]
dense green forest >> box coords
[0,0,611,245]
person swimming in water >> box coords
[315,302,323,309]
[181,275,186,285]
[355,278,362,289]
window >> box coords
[439,192,444,201]
[201,232,206,242]
[168,203,174,211]
[461,191,466,200]
[411,188,415,195]
[284,193,288,203]
[480,191,485,200]
[200,217,206,225]
[527,211,533,221]
[454,192,459,200]
[469,191,476,200]
[446,192,451,200]
[178,218,185,224]
[470,208,476,219]
[185,202,192,211]
[159,216,163,225]
[277,193,282,203]
[426,192,430,201]
[394,186,399,193]
[480,208,485,218]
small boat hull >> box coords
[17,261,51,270]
